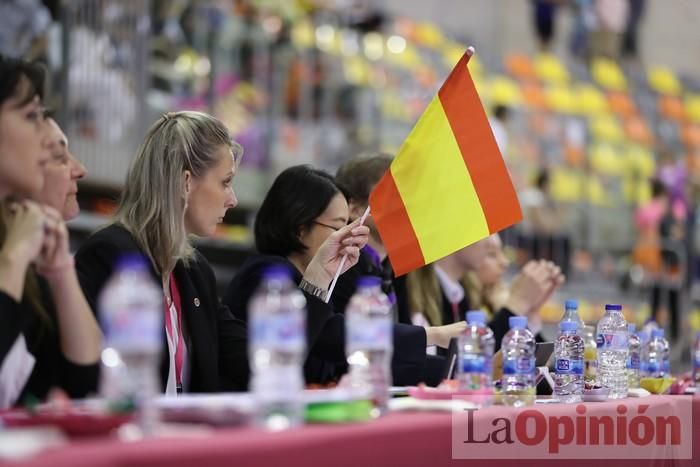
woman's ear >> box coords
[183,170,192,197]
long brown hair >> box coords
[0,203,51,342]
[406,264,443,326]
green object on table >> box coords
[304,400,374,423]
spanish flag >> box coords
[369,50,522,276]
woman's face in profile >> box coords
[184,145,238,237]
[0,78,50,198]
[299,192,349,261]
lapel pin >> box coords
[194,298,200,307]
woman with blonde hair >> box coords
[75,111,368,393]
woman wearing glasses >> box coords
[223,165,466,386]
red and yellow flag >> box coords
[369,51,522,276]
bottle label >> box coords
[556,358,583,375]
[102,304,163,353]
[503,356,535,375]
[346,316,392,351]
[627,352,641,370]
[596,332,628,350]
[250,312,305,352]
[461,353,486,373]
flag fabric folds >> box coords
[369,51,522,276]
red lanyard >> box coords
[164,273,185,386]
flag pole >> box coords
[324,205,371,304]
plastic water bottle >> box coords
[561,299,585,332]
[692,332,700,387]
[457,311,494,397]
[502,316,536,407]
[98,254,163,435]
[249,266,306,430]
[466,311,495,387]
[644,328,670,378]
[596,304,628,399]
[345,276,393,413]
[627,324,641,389]
[554,321,584,403]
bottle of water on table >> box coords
[99,254,163,435]
[627,324,641,389]
[249,266,306,430]
[554,321,584,403]
[457,311,493,401]
[596,304,628,399]
[502,316,536,407]
[561,299,585,332]
[346,276,393,414]
[644,328,670,378]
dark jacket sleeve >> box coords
[0,291,28,368]
[195,253,249,391]
[56,355,100,399]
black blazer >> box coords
[0,284,99,405]
[74,224,249,392]
[223,254,442,387]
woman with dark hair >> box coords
[0,56,101,407]
[223,165,466,386]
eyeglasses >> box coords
[314,221,343,232]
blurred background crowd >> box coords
[4,0,700,368]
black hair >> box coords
[255,165,347,257]
[0,55,45,109]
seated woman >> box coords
[34,114,87,221]
[403,235,564,350]
[223,165,466,386]
[0,56,101,407]
[74,111,367,393]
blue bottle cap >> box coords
[509,316,527,329]
[466,310,486,325]
[357,276,382,288]
[628,323,636,334]
[565,299,578,309]
[115,253,149,271]
[651,328,665,338]
[605,304,622,311]
[261,265,292,280]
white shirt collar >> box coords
[433,265,465,305]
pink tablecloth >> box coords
[5,395,699,467]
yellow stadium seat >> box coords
[648,66,682,96]
[545,85,577,114]
[591,57,628,91]
[415,22,444,49]
[590,142,625,175]
[575,83,609,115]
[534,53,569,85]
[685,94,700,123]
[590,115,624,143]
[489,75,522,106]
